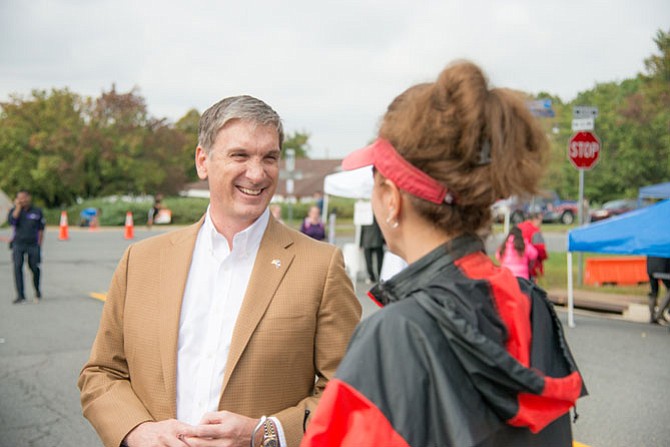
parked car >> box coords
[491,197,526,224]
[492,190,578,225]
[589,199,639,222]
[538,192,580,225]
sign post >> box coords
[568,129,601,291]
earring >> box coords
[385,215,399,229]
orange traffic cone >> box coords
[58,211,69,241]
[124,211,134,240]
[88,214,99,232]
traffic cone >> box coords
[88,214,99,232]
[58,211,69,241]
[124,211,134,240]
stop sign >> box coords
[568,131,601,169]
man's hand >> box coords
[124,420,194,447]
[181,411,260,447]
[11,197,22,218]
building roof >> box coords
[182,159,343,200]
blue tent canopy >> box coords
[568,200,670,256]
[638,182,670,200]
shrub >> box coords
[44,195,358,227]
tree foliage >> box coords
[540,28,670,204]
[175,108,201,181]
[0,86,196,207]
[1,30,667,207]
[282,130,311,158]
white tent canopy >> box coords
[322,167,373,280]
[323,166,373,199]
[322,165,373,228]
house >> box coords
[182,159,343,202]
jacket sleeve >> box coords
[77,246,154,447]
[525,242,538,261]
[300,379,410,447]
[274,247,361,446]
[7,208,17,226]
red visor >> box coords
[342,138,454,205]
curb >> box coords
[548,289,650,323]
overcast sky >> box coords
[1,0,668,158]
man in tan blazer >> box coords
[78,96,361,447]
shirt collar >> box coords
[203,206,270,260]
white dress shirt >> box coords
[176,208,285,444]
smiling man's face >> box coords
[195,119,281,235]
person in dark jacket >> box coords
[7,190,46,304]
[360,217,385,283]
[646,256,670,323]
[301,61,586,447]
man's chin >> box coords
[236,203,271,222]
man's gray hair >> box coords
[198,95,284,152]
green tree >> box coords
[580,29,670,203]
[282,130,311,158]
[175,108,200,182]
[85,85,152,196]
[0,88,86,207]
[644,29,670,82]
[540,28,670,204]
[0,85,195,205]
[143,118,189,195]
[78,85,188,197]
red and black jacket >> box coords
[302,236,586,447]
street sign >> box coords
[568,131,601,170]
[573,106,599,119]
[527,99,555,117]
[571,117,595,131]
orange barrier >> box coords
[124,211,134,240]
[58,211,69,241]
[585,256,648,286]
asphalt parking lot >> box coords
[1,226,669,447]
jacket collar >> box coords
[369,235,485,306]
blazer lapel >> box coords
[159,218,202,415]
[221,217,295,393]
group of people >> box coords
[497,215,670,327]
[74,60,587,447]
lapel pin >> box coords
[271,259,281,269]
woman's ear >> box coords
[382,178,402,223]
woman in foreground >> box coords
[301,61,586,447]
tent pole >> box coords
[567,251,575,328]
[323,194,330,225]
